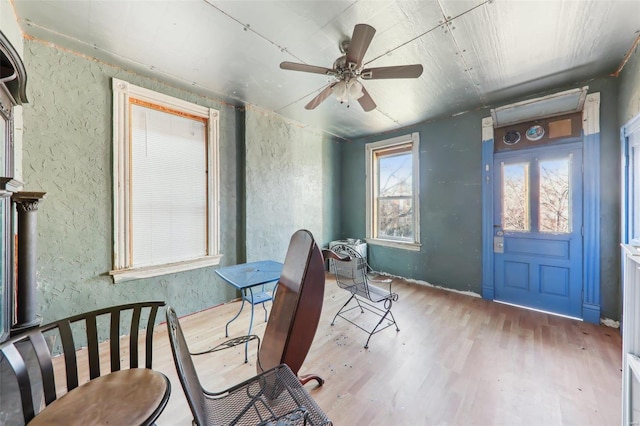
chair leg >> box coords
[262,302,268,322]
[387,308,400,332]
[331,294,356,325]
[364,302,398,349]
[364,309,391,349]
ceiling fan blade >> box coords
[305,83,336,110]
[346,24,376,67]
[360,64,424,79]
[280,61,335,76]
[358,85,376,112]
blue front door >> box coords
[493,144,583,318]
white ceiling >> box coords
[10,0,640,140]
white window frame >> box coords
[365,132,421,251]
[625,112,640,246]
[110,78,221,283]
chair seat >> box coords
[202,364,330,426]
[366,282,395,303]
[28,369,170,426]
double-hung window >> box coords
[110,79,221,282]
[365,132,420,250]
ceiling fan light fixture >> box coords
[332,79,364,103]
[349,79,364,99]
[332,80,348,102]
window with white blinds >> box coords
[110,79,221,282]
[131,103,207,266]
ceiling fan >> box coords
[280,23,423,112]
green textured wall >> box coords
[619,43,640,125]
[340,77,623,321]
[245,107,340,261]
[21,39,243,323]
[340,109,484,293]
[596,78,622,322]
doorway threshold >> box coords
[494,300,583,322]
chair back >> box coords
[0,301,164,424]
[165,306,208,425]
[329,244,372,300]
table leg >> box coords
[245,288,256,363]
[225,298,246,338]
[298,373,325,386]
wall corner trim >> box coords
[582,131,601,324]
[481,123,494,301]
[482,117,494,141]
[583,302,601,324]
[583,92,601,136]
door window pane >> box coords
[539,157,571,233]
[502,162,530,232]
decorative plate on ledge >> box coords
[503,130,521,145]
[526,124,545,141]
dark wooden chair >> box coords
[0,301,170,425]
[329,243,400,348]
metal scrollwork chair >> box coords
[166,306,332,426]
[329,244,400,348]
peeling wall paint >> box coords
[245,107,340,261]
[601,317,620,329]
[376,271,482,299]
[21,39,243,324]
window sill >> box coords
[365,238,421,251]
[109,255,223,283]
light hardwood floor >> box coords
[146,274,621,425]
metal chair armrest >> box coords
[323,248,351,262]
